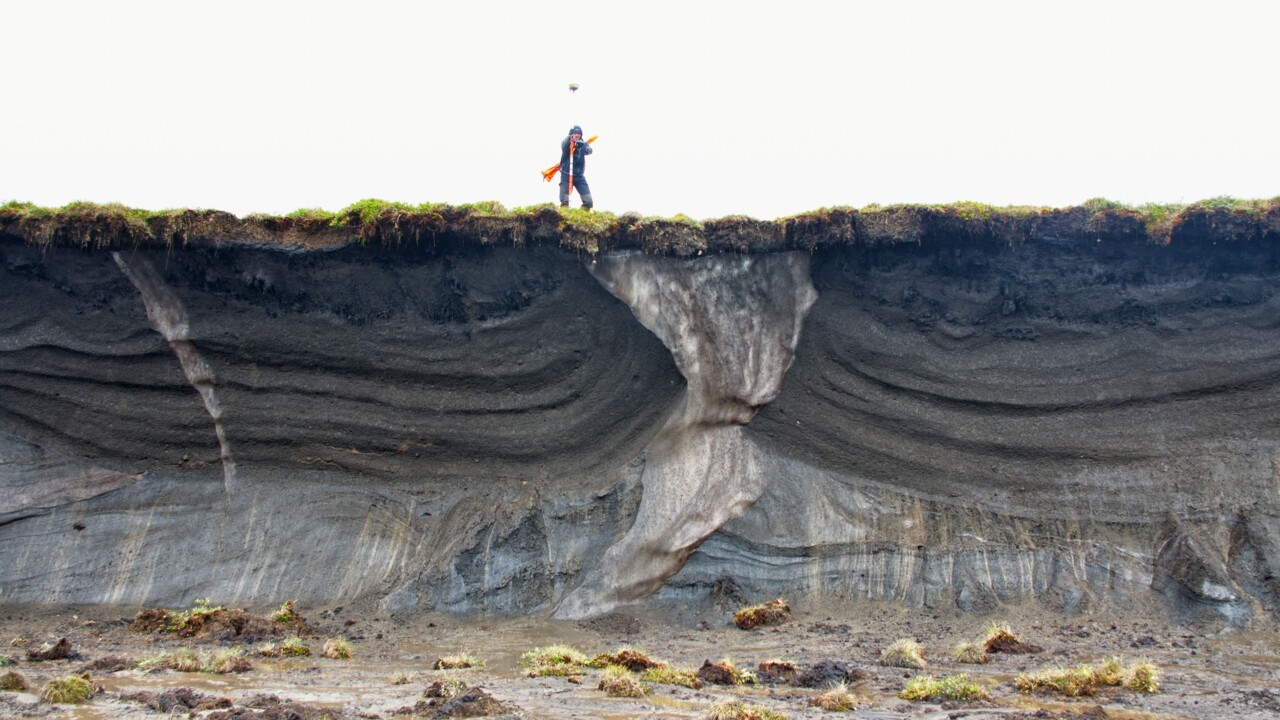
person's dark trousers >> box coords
[559,174,593,209]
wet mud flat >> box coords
[1,600,1277,719]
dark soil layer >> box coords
[3,199,1278,255]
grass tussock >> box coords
[207,647,253,674]
[1015,657,1159,697]
[1126,660,1160,693]
[258,636,311,658]
[434,654,483,670]
[322,638,353,660]
[139,647,251,674]
[705,700,789,720]
[810,681,861,711]
[899,673,989,702]
[953,642,990,664]
[598,664,647,697]
[424,677,469,699]
[983,622,1043,654]
[641,664,703,688]
[879,638,927,669]
[270,600,298,623]
[589,647,662,671]
[390,671,412,685]
[0,670,28,691]
[38,674,97,704]
[733,598,793,630]
[520,644,589,677]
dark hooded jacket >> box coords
[559,134,592,175]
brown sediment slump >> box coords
[733,598,793,629]
[26,637,79,661]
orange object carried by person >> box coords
[542,135,598,182]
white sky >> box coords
[2,0,1277,220]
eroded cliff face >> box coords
[2,218,1278,624]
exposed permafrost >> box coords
[112,252,237,494]
[555,251,817,619]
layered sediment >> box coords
[1,202,1278,624]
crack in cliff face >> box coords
[554,251,817,619]
[111,252,236,494]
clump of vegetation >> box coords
[1015,657,1156,697]
[9,637,31,648]
[598,664,647,697]
[641,664,703,688]
[283,207,339,223]
[333,198,416,226]
[810,680,861,711]
[1080,197,1126,213]
[953,642,990,664]
[705,700,789,720]
[270,600,298,623]
[258,636,310,658]
[322,638,354,660]
[138,650,183,672]
[206,648,253,673]
[165,598,224,634]
[1125,660,1160,693]
[279,636,310,657]
[879,638,926,669]
[899,673,989,702]
[932,201,1048,221]
[1015,665,1103,697]
[696,657,756,685]
[1091,656,1126,686]
[589,647,662,671]
[390,671,412,685]
[555,208,614,251]
[520,644,589,677]
[170,648,204,673]
[983,622,1043,654]
[39,674,97,704]
[733,598,793,630]
[139,647,251,674]
[0,670,28,691]
[424,677,469,699]
[458,200,507,216]
[434,654,482,670]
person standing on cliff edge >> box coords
[559,125,593,209]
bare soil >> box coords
[1,600,1277,719]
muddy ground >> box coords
[1,599,1277,720]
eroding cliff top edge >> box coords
[3,198,1278,256]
